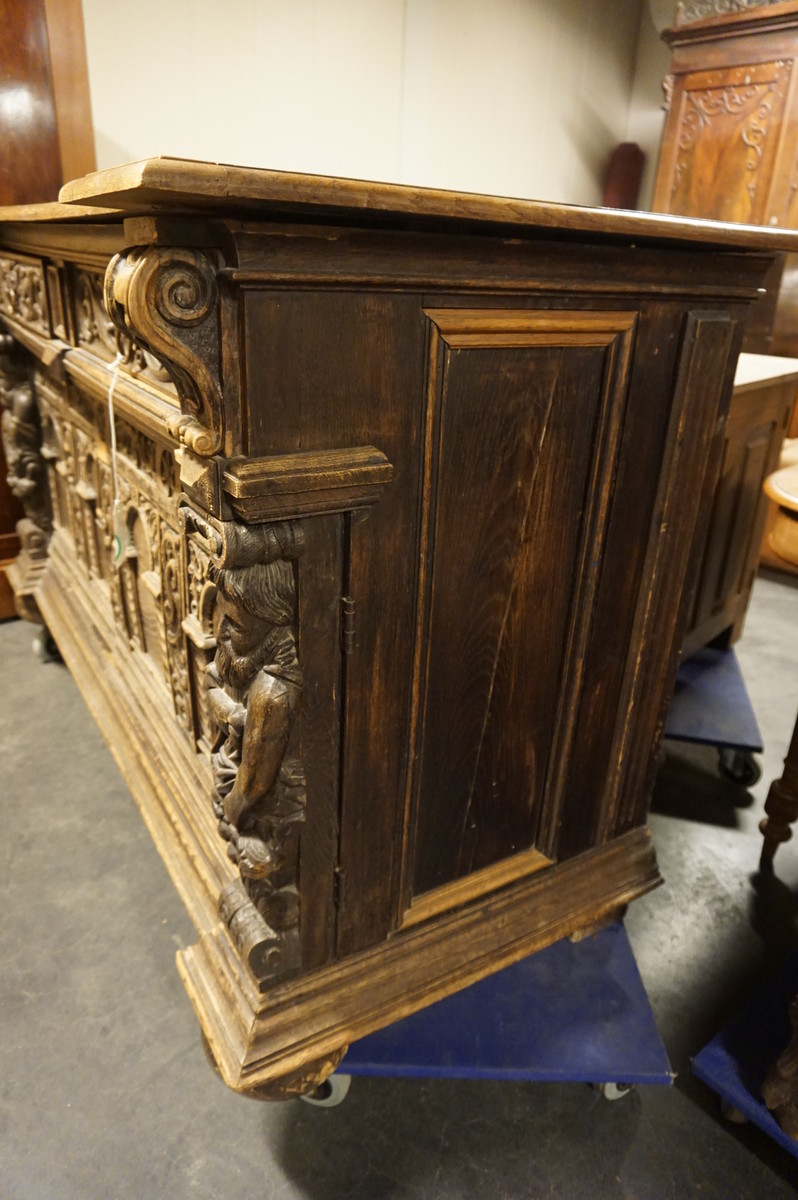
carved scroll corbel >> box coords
[104,247,224,457]
[183,503,307,985]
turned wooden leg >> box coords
[760,714,798,866]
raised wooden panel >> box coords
[683,371,794,654]
[404,310,637,911]
[657,60,792,223]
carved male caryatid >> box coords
[0,335,52,621]
[203,518,307,980]
[0,337,51,535]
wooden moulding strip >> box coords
[63,349,180,444]
[36,534,234,937]
[223,447,393,521]
[401,845,552,928]
[178,825,661,1091]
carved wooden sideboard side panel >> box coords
[2,157,793,1097]
[0,335,51,620]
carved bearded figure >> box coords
[0,347,51,534]
[206,522,305,934]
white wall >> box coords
[81,0,647,207]
[625,0,673,210]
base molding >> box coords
[179,826,661,1093]
[29,532,662,1098]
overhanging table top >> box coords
[0,156,795,252]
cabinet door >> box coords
[400,308,637,923]
[653,60,793,223]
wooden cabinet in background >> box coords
[653,2,798,231]
[683,353,798,657]
[652,1,798,645]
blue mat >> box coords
[693,952,798,1160]
[665,647,763,752]
[341,923,672,1085]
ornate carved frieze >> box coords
[675,0,782,25]
[183,503,307,983]
[104,247,224,457]
[0,255,48,337]
[672,69,786,206]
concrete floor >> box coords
[3,572,798,1199]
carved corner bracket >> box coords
[104,246,224,457]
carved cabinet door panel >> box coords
[398,308,637,924]
[653,60,794,223]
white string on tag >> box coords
[106,354,130,569]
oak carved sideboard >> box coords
[2,159,796,1099]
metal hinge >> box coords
[342,595,356,654]
[333,867,347,909]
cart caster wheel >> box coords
[32,627,60,663]
[595,1082,634,1101]
[718,748,761,787]
[721,1099,748,1125]
[299,1073,351,1108]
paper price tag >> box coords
[112,500,130,569]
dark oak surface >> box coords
[2,160,797,1095]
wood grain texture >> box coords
[683,371,794,655]
[0,160,783,1096]
[56,156,798,251]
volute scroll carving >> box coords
[104,247,224,457]
[183,503,307,984]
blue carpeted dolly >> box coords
[665,646,764,785]
[304,923,673,1105]
[693,952,798,1160]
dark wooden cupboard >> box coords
[1,159,795,1094]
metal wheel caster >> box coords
[718,747,761,787]
[721,1099,747,1125]
[32,627,60,663]
[299,1073,352,1107]
[595,1081,634,1101]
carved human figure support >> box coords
[194,512,306,982]
[0,335,52,621]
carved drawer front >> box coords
[400,308,637,922]
[663,60,792,224]
[0,254,48,338]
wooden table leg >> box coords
[760,714,798,866]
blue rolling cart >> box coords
[303,923,672,1106]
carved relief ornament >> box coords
[0,336,52,621]
[104,247,223,457]
[183,504,307,984]
[675,0,782,24]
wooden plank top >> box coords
[29,155,798,251]
[0,200,119,223]
[735,353,798,388]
